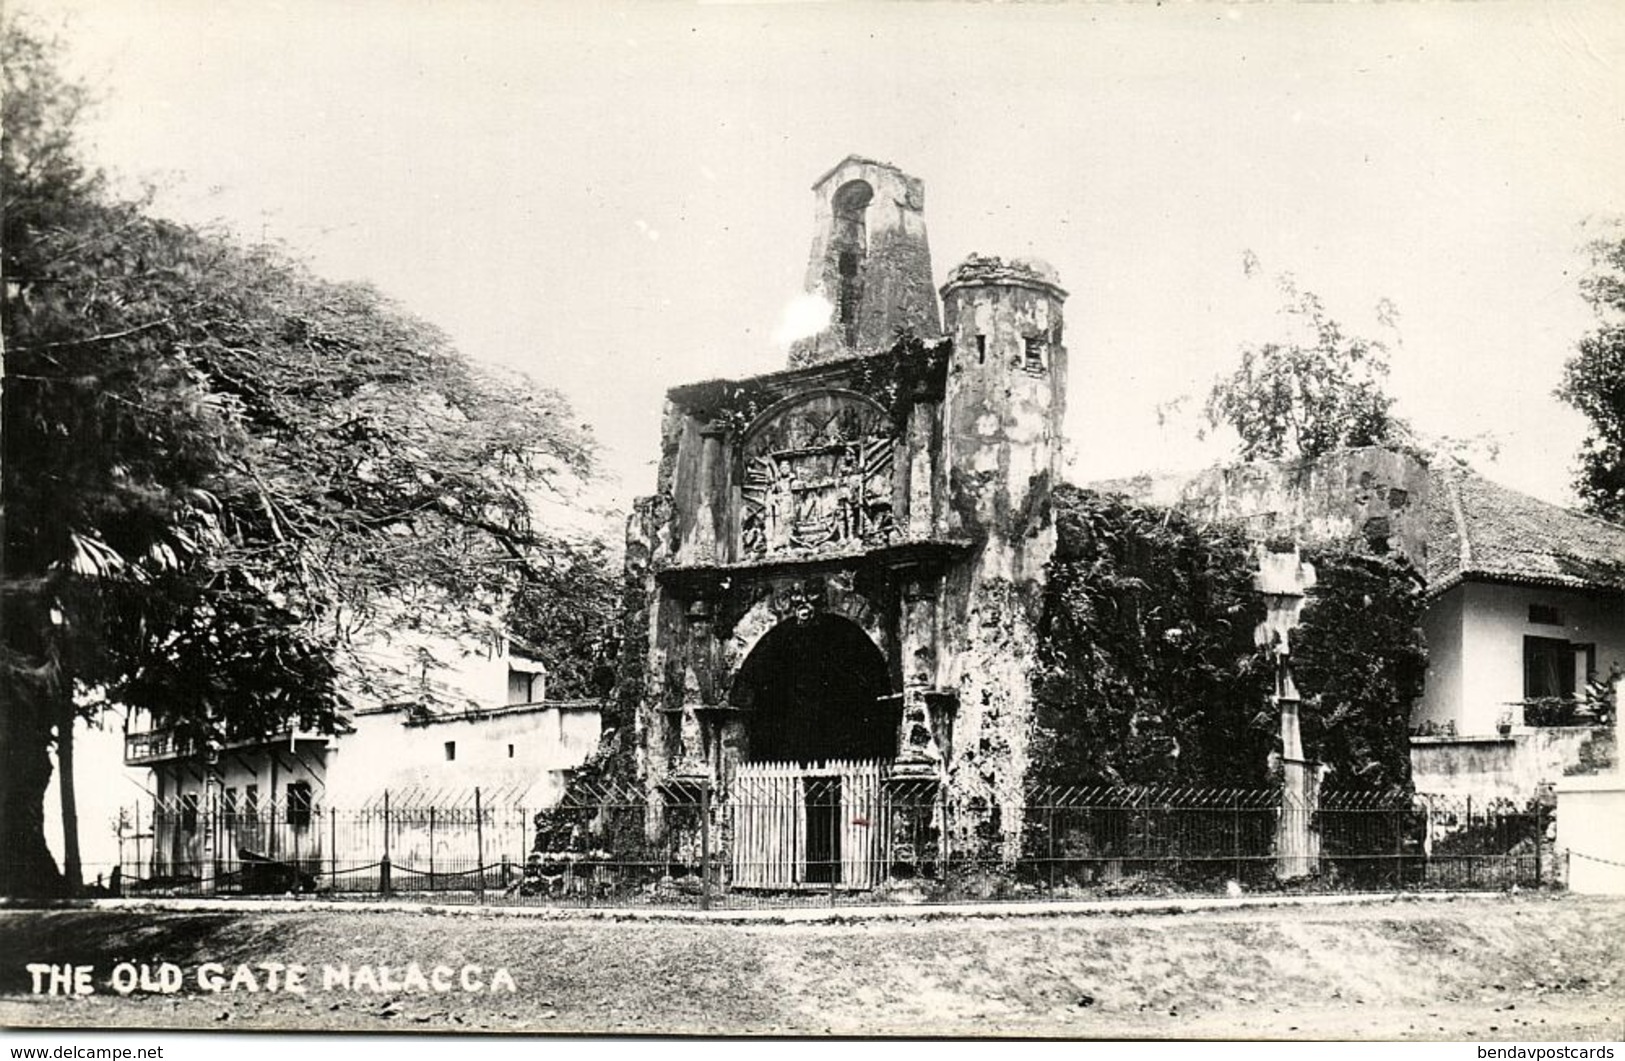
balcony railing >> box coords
[124,728,199,766]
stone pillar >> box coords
[199,770,218,897]
[894,573,944,775]
[692,426,726,563]
[675,597,716,780]
[1255,546,1320,880]
[905,400,937,539]
[884,573,946,886]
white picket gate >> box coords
[729,758,886,890]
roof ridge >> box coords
[1443,469,1473,570]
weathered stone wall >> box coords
[1092,446,1430,566]
[1410,725,1606,803]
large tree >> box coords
[1,16,609,896]
[1557,226,1625,521]
[1203,265,1405,462]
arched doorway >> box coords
[730,612,895,764]
[728,613,895,889]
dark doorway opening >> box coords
[731,613,895,763]
[803,777,842,884]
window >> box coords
[508,666,545,705]
[444,741,456,762]
[1024,336,1047,372]
[244,784,259,820]
[507,744,516,759]
[286,781,313,830]
[1524,636,1593,700]
[1525,636,1573,700]
[1529,604,1563,626]
[180,793,199,834]
[223,787,238,828]
[976,335,987,365]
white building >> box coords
[1410,466,1624,801]
[122,631,602,885]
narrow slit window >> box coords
[976,335,987,364]
[444,741,456,762]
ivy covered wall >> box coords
[1033,486,1427,792]
[1293,546,1429,791]
[1033,487,1272,787]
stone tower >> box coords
[787,156,941,368]
[936,255,1069,845]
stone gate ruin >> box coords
[624,156,1070,886]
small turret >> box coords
[939,254,1069,556]
[787,156,941,368]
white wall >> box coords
[1414,585,1464,731]
[326,704,600,807]
[1456,582,1625,736]
[1556,774,1625,894]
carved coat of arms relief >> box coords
[739,396,897,558]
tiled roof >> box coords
[1426,465,1625,593]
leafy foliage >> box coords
[1557,228,1625,521]
[1033,488,1426,791]
[1293,546,1428,792]
[1203,272,1404,461]
[1,15,611,894]
[1033,487,1272,787]
[507,536,621,701]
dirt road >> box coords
[2,894,1621,1038]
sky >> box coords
[24,0,1625,516]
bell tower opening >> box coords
[787,157,940,367]
[731,613,895,764]
[831,179,873,343]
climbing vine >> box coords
[1294,544,1428,792]
[1033,487,1272,787]
[846,331,953,425]
[1033,487,1428,792]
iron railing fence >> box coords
[98,783,1555,907]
